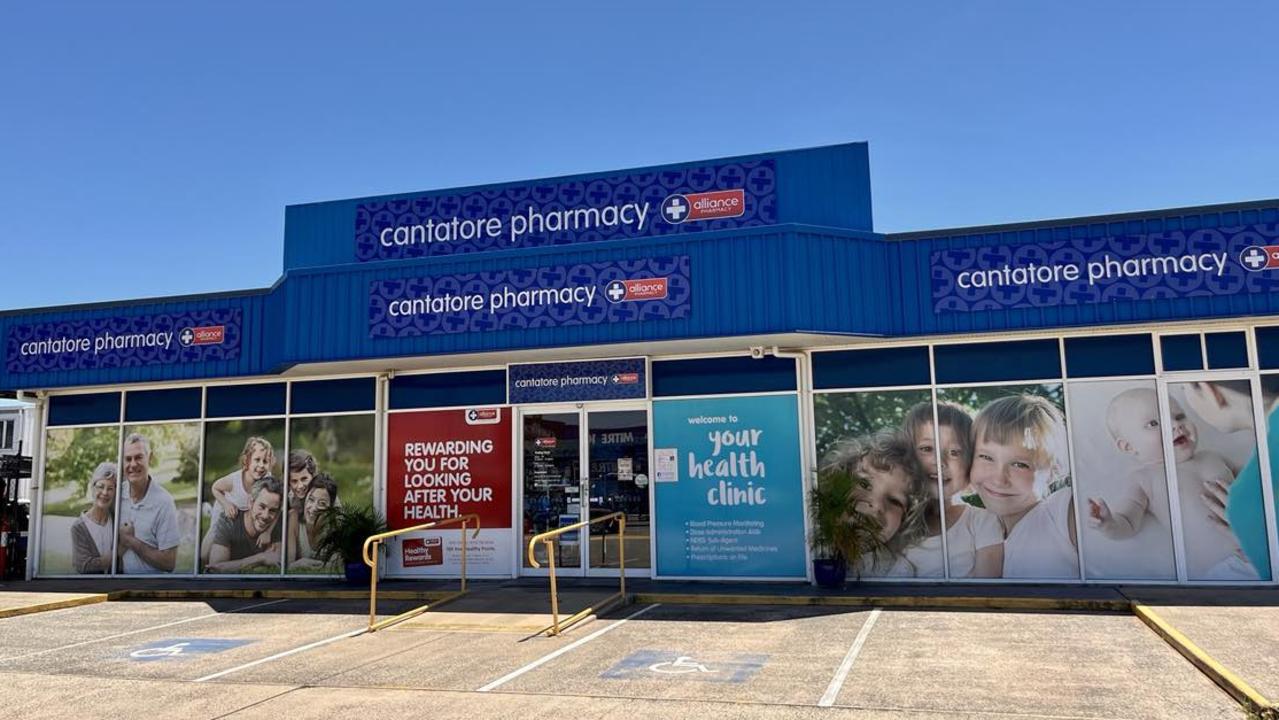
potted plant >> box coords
[312,504,389,584]
[809,468,884,588]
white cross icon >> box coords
[607,281,627,302]
[1242,247,1268,271]
[664,197,688,222]
[180,329,194,346]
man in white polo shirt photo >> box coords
[117,432,180,573]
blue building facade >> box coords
[7,142,1279,586]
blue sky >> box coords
[2,2,1276,310]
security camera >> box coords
[749,346,767,360]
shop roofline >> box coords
[885,197,1279,241]
[0,286,272,318]
[284,141,869,209]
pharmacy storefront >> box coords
[4,142,1279,586]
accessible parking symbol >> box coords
[600,650,767,683]
[128,638,252,661]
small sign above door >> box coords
[508,358,647,404]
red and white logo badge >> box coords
[465,407,501,425]
[605,277,668,303]
[179,325,225,347]
[610,372,640,385]
[661,189,745,224]
[1240,245,1279,272]
[535,437,557,448]
[402,537,443,567]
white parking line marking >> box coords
[0,598,290,662]
[195,628,364,682]
[818,607,882,707]
[477,603,660,692]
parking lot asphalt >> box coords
[0,595,1255,720]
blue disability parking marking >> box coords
[128,638,252,662]
[601,650,767,683]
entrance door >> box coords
[1159,375,1274,582]
[520,405,651,576]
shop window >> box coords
[933,339,1060,384]
[652,356,796,397]
[1205,331,1249,370]
[812,346,930,390]
[290,377,376,414]
[205,383,287,418]
[1064,334,1154,378]
[1255,326,1279,370]
[1160,334,1203,372]
[48,392,121,426]
[389,370,505,410]
[124,388,202,422]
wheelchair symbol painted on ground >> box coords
[601,650,768,683]
[648,656,717,675]
[130,642,191,659]
[127,638,252,661]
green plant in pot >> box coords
[809,467,885,587]
[312,504,389,583]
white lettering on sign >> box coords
[953,252,1228,291]
[687,428,768,506]
[378,202,651,248]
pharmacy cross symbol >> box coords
[662,195,689,223]
[606,280,627,303]
[179,328,195,346]
[1241,246,1269,272]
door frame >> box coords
[516,401,652,578]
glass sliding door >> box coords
[521,411,582,571]
[520,404,651,576]
[586,409,650,573]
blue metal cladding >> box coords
[0,290,274,391]
[277,225,889,368]
[282,143,873,272]
[890,204,1279,337]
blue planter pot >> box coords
[813,558,847,588]
[344,561,371,585]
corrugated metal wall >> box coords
[888,203,1279,337]
[0,291,273,390]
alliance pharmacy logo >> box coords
[1240,246,1279,272]
[178,325,226,348]
[661,189,746,224]
[605,278,669,303]
[466,407,501,425]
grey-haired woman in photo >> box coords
[70,462,118,574]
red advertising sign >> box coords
[386,408,513,530]
[402,537,443,567]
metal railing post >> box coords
[362,513,482,633]
[618,516,626,599]
[546,540,560,635]
[525,512,630,637]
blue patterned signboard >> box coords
[368,256,691,338]
[652,395,807,579]
[508,358,647,404]
[6,309,242,374]
[931,224,1279,313]
[354,160,776,262]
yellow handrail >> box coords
[526,511,627,636]
[362,513,481,632]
